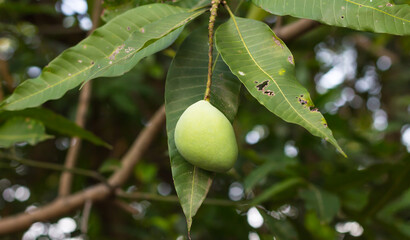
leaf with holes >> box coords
[215,16,346,156]
[299,186,341,223]
[0,117,53,148]
[165,28,241,231]
[0,4,206,111]
[252,0,410,35]
[0,108,110,148]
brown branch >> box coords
[58,0,102,197]
[112,199,140,215]
[0,59,14,92]
[351,34,399,63]
[275,19,320,42]
[0,105,166,235]
[80,200,93,235]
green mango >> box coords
[174,100,238,173]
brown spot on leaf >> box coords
[273,37,283,49]
[288,56,294,64]
[310,107,319,113]
[109,44,125,60]
[264,90,275,96]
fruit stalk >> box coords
[204,0,221,101]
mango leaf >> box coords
[0,117,53,148]
[258,209,299,240]
[299,186,340,223]
[251,178,305,205]
[101,0,210,22]
[0,108,110,148]
[215,16,346,156]
[171,0,211,8]
[165,28,241,231]
[252,0,410,36]
[0,4,205,111]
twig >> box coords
[273,16,283,32]
[0,153,107,184]
[80,200,93,235]
[204,0,221,102]
[275,19,320,42]
[116,189,248,207]
[0,105,166,234]
[0,59,14,91]
[351,34,399,63]
[58,0,102,197]
[112,199,140,215]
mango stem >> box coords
[204,0,221,102]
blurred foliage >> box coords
[0,0,409,240]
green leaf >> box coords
[171,0,211,9]
[299,186,340,223]
[0,108,110,148]
[215,16,346,156]
[0,117,53,148]
[1,4,205,111]
[244,154,298,191]
[165,28,241,231]
[252,0,410,35]
[251,178,305,205]
[99,158,121,173]
[304,211,337,240]
[259,209,299,240]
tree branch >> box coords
[0,105,166,235]
[275,19,320,42]
[0,153,107,184]
[58,0,102,197]
[0,59,14,91]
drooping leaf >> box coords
[259,209,299,240]
[252,0,410,35]
[0,4,205,111]
[215,16,346,156]
[0,108,110,148]
[165,28,241,231]
[299,186,340,223]
[251,178,305,205]
[0,117,53,148]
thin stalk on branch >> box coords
[204,0,221,102]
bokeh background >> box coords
[0,0,409,239]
